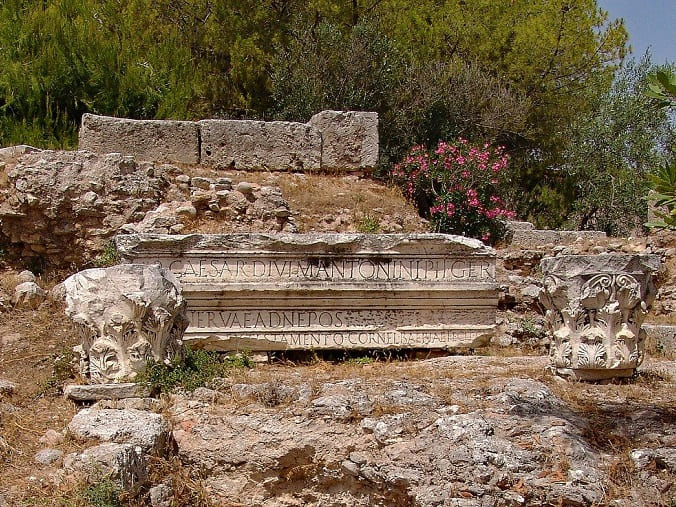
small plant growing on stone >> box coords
[346,356,374,365]
[520,318,545,339]
[93,242,119,267]
[392,139,515,243]
[81,477,123,507]
[356,213,380,233]
[138,346,252,393]
[223,351,254,369]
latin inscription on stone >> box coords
[115,233,499,350]
[186,309,495,330]
[190,328,494,350]
[155,256,494,283]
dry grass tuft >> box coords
[142,456,219,507]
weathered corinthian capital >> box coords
[64,264,187,383]
[539,254,660,380]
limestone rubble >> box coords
[58,356,675,506]
[0,150,296,266]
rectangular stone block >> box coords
[199,120,322,171]
[116,233,498,351]
[508,229,606,248]
[64,383,151,401]
[309,110,379,171]
[78,114,200,165]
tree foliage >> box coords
[557,56,674,235]
[645,67,676,231]
[646,68,676,108]
[5,0,669,235]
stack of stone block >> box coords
[78,110,378,171]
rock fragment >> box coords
[12,281,46,309]
[35,448,63,465]
[67,408,172,455]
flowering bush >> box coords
[392,139,515,243]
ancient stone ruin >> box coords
[64,264,188,383]
[115,233,498,351]
[0,150,298,265]
[0,109,673,506]
[78,110,379,171]
[540,254,660,380]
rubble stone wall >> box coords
[78,110,379,171]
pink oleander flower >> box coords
[394,138,515,244]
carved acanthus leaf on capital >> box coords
[539,255,659,380]
[64,264,187,383]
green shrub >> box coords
[646,157,676,230]
[346,356,373,366]
[356,213,380,233]
[392,139,514,243]
[93,242,119,268]
[82,477,122,507]
[37,348,76,397]
[137,346,252,393]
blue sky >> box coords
[598,0,675,64]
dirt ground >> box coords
[0,286,674,505]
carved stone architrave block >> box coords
[64,264,188,383]
[115,233,498,352]
[539,254,660,381]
